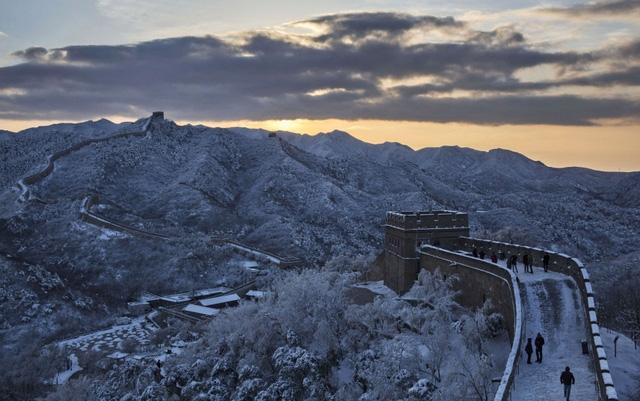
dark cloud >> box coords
[304,12,464,43]
[11,47,49,61]
[1,12,639,125]
[540,0,640,17]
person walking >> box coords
[511,255,519,273]
[472,248,478,258]
[543,253,550,272]
[523,254,530,273]
[525,338,533,364]
[560,366,575,400]
[479,250,485,260]
[535,332,545,363]
[528,254,534,273]
[491,253,497,263]
[507,254,512,271]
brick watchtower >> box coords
[383,210,469,294]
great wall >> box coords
[10,113,621,400]
[14,112,302,268]
[383,210,619,401]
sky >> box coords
[0,0,639,171]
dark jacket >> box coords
[535,335,545,349]
[560,371,575,385]
[525,342,533,354]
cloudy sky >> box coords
[1,0,639,170]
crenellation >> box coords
[383,210,469,293]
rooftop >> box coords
[388,210,467,216]
[199,293,241,307]
[183,304,220,317]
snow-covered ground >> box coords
[511,270,598,401]
[352,280,397,297]
[601,328,640,400]
[58,316,156,352]
[49,353,82,384]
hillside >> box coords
[1,114,639,400]
[2,115,639,264]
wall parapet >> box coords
[418,245,523,401]
[456,237,618,401]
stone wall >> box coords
[385,210,469,230]
[456,237,618,401]
[418,245,523,401]
[383,251,419,294]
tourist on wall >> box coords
[479,250,485,259]
[491,253,497,263]
[473,248,478,258]
[511,254,519,273]
[527,254,534,273]
[543,253,550,272]
[560,366,576,400]
[525,338,533,364]
[523,254,529,273]
[535,332,545,363]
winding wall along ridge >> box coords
[80,195,171,240]
[16,117,152,202]
[455,237,618,401]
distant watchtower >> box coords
[384,210,469,294]
[151,111,164,120]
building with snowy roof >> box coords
[199,293,241,308]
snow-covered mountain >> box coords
[1,115,639,400]
[1,115,639,318]
[1,115,638,263]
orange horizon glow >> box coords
[2,117,639,173]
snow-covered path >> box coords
[51,353,82,384]
[511,270,598,401]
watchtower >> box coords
[151,111,164,120]
[384,210,469,294]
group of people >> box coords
[525,333,577,400]
[470,246,580,400]
[471,247,551,275]
[524,332,546,364]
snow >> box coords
[246,290,268,298]
[352,280,397,297]
[199,293,241,307]
[58,316,155,351]
[601,329,640,401]
[227,242,281,264]
[240,260,259,268]
[510,270,598,401]
[50,353,82,384]
[98,227,127,240]
[183,304,220,316]
[107,351,128,359]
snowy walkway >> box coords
[510,268,598,401]
[50,353,82,384]
[601,328,640,400]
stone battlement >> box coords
[385,210,469,231]
[383,209,469,293]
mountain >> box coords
[0,115,638,398]
[1,116,637,262]
[1,115,639,330]
[277,130,414,164]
